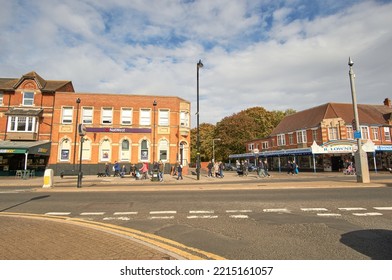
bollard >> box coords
[42,169,54,188]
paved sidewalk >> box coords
[1,171,391,260]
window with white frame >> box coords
[277,134,286,146]
[328,127,338,140]
[360,126,369,140]
[262,142,269,150]
[296,130,307,144]
[0,92,3,104]
[384,127,391,141]
[159,139,169,161]
[62,107,73,124]
[120,139,130,161]
[140,109,151,126]
[121,108,132,125]
[346,126,354,139]
[59,138,71,161]
[288,133,294,145]
[82,107,93,124]
[371,127,379,140]
[8,116,37,132]
[312,130,318,142]
[180,111,189,127]
[22,91,34,106]
[100,139,111,161]
[248,143,254,151]
[101,108,113,124]
[140,139,149,161]
[159,109,169,126]
[81,138,91,160]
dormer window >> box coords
[23,91,34,106]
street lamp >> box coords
[196,59,203,180]
[348,57,370,183]
[73,98,81,169]
[212,138,221,162]
[153,100,157,163]
[77,136,84,188]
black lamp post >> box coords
[73,98,81,170]
[196,59,203,180]
[153,100,157,163]
[77,136,84,188]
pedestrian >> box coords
[207,160,214,177]
[257,159,265,178]
[158,160,164,182]
[219,161,224,178]
[214,161,220,178]
[243,160,249,176]
[287,160,294,175]
[264,160,271,177]
[139,162,149,180]
[177,162,183,180]
[120,165,127,178]
[113,161,120,177]
[104,162,110,177]
[293,160,299,174]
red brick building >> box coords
[234,99,392,172]
[0,71,191,176]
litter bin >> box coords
[151,169,159,182]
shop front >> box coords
[0,141,51,176]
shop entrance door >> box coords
[331,156,342,171]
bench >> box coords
[60,170,82,178]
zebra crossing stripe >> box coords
[150,211,177,214]
[148,216,175,220]
[187,215,218,219]
[373,207,392,210]
[226,210,252,213]
[80,212,105,215]
[229,215,249,219]
[45,212,71,216]
[114,212,138,215]
[189,210,214,214]
[317,213,341,217]
[338,207,367,211]
[301,208,328,212]
[263,208,290,213]
[352,212,383,216]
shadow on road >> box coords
[340,229,392,259]
[0,195,50,212]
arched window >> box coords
[81,138,91,160]
[158,139,169,161]
[120,139,130,161]
[100,138,111,162]
[140,139,149,161]
[59,138,71,161]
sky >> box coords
[1,0,392,127]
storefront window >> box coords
[140,139,149,161]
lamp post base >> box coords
[354,149,370,183]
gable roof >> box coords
[271,102,392,135]
[0,71,74,92]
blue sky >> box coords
[1,0,392,126]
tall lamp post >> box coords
[153,100,157,163]
[348,57,370,183]
[196,59,203,180]
[73,98,81,170]
[212,138,221,162]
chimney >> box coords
[383,98,391,108]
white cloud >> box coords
[1,0,391,127]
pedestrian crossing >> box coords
[44,206,392,220]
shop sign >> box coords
[0,149,26,154]
[86,127,151,133]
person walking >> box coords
[139,162,149,180]
[104,162,110,177]
[264,159,271,177]
[120,165,127,178]
[158,160,164,182]
[207,160,214,177]
[113,161,120,177]
[177,162,183,180]
[257,159,265,178]
[287,160,294,175]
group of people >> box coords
[287,160,299,175]
[256,159,271,178]
[103,160,183,181]
[207,160,224,178]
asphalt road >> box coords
[1,187,391,259]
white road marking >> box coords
[373,207,392,211]
[338,207,367,211]
[45,212,71,216]
[80,212,105,216]
[229,215,249,219]
[114,212,138,215]
[149,211,177,214]
[317,213,342,217]
[103,217,131,221]
[148,216,175,220]
[226,210,252,213]
[263,208,290,213]
[352,212,383,216]
[301,208,328,212]
[187,215,218,219]
[189,210,214,214]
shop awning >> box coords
[0,141,51,156]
